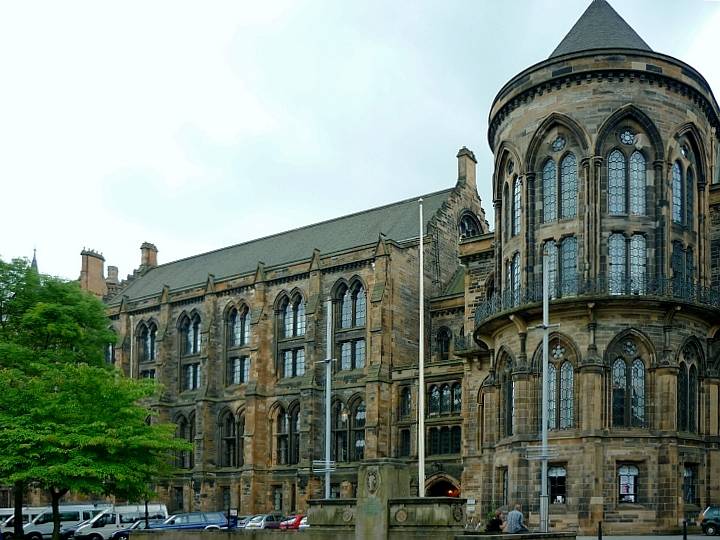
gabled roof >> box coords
[549,0,652,59]
[109,188,454,305]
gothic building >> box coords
[79,0,720,533]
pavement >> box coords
[577,536,707,540]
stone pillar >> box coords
[356,459,410,540]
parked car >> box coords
[109,519,166,540]
[700,505,720,535]
[73,504,168,540]
[23,506,107,540]
[1,507,47,540]
[152,512,235,531]
[279,515,304,530]
[244,513,284,530]
[59,518,93,540]
[235,515,253,529]
[298,516,309,529]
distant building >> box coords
[80,0,720,533]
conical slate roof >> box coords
[549,0,652,59]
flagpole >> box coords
[324,298,332,499]
[540,253,549,532]
[418,198,425,498]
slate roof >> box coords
[110,188,454,305]
[549,0,652,59]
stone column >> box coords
[355,459,410,540]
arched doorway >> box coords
[426,476,460,497]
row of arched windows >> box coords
[496,336,703,437]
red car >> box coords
[279,514,304,530]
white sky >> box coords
[2,0,719,280]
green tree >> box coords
[0,258,188,540]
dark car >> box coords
[700,506,720,535]
[109,519,166,540]
[152,512,235,531]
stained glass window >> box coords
[429,385,440,415]
[672,162,683,224]
[512,176,521,237]
[355,286,366,326]
[561,237,577,296]
[608,149,626,214]
[560,153,577,219]
[609,234,626,295]
[560,361,574,428]
[687,168,694,229]
[547,363,557,429]
[544,241,558,299]
[629,151,646,215]
[440,384,451,414]
[543,159,557,222]
[619,129,636,145]
[551,136,566,152]
[341,289,352,328]
[629,235,646,294]
[612,358,626,427]
[631,358,645,427]
[677,363,688,432]
[452,383,462,414]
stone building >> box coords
[77,0,720,533]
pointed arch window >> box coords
[279,294,306,338]
[277,408,289,465]
[219,411,237,467]
[180,314,201,356]
[629,151,646,215]
[512,176,521,237]
[542,159,557,223]
[543,344,574,430]
[608,149,626,214]
[437,327,451,361]
[228,306,251,347]
[336,281,367,371]
[352,400,366,461]
[332,402,349,463]
[677,344,699,433]
[611,347,645,428]
[176,414,195,469]
[139,322,157,363]
[560,153,577,219]
[608,150,646,215]
[672,161,683,224]
[399,387,412,418]
[459,213,481,239]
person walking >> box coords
[505,504,529,533]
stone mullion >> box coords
[581,158,592,282]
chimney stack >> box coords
[140,242,158,270]
[456,146,477,190]
[79,249,107,298]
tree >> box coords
[0,258,189,540]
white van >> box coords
[23,505,106,540]
[74,504,168,540]
[1,507,47,538]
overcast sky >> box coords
[2,0,719,280]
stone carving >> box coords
[452,503,464,522]
[342,508,354,523]
[366,468,379,495]
[395,508,408,523]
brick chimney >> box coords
[457,146,477,190]
[140,242,158,270]
[79,249,107,298]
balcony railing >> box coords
[475,276,720,326]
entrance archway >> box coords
[425,476,460,497]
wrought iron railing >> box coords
[475,276,720,326]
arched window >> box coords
[352,400,366,461]
[611,342,645,428]
[609,234,626,295]
[451,383,462,414]
[276,408,289,465]
[180,314,201,356]
[544,240,558,299]
[219,411,236,467]
[399,387,411,418]
[542,341,574,430]
[429,385,441,415]
[332,402,349,462]
[629,235,647,294]
[618,464,639,503]
[560,153,577,219]
[672,161,683,224]
[440,384,451,414]
[459,213,481,239]
[176,414,195,469]
[289,406,300,465]
[437,327,451,361]
[512,176,521,237]
[277,293,306,379]
[629,151,646,215]
[560,236,577,296]
[228,306,251,347]
[542,159,557,223]
[677,344,700,433]
[335,281,367,371]
[559,361,574,429]
[608,149,626,214]
[506,253,520,306]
